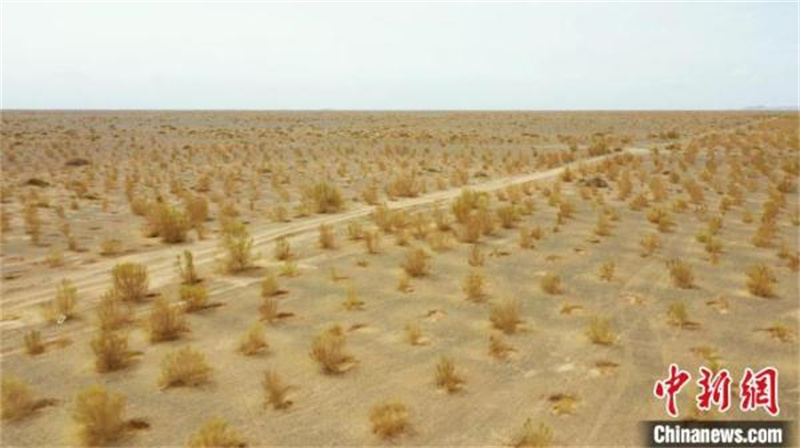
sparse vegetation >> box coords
[310,324,355,374]
[72,385,127,447]
[490,298,523,334]
[262,369,293,410]
[402,247,431,277]
[238,322,268,356]
[159,347,212,388]
[746,264,777,298]
[435,356,465,393]
[111,262,149,302]
[187,418,246,448]
[370,400,411,439]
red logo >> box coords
[654,365,779,418]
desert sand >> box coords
[0,111,797,447]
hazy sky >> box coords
[2,2,798,110]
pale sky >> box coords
[1,1,798,110]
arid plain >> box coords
[0,111,797,447]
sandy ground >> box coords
[0,111,797,447]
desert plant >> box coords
[586,316,616,346]
[148,298,189,343]
[404,322,427,346]
[746,264,777,298]
[96,291,134,331]
[47,247,64,267]
[639,233,661,257]
[159,347,212,389]
[397,273,413,293]
[489,334,514,360]
[599,261,615,282]
[111,262,149,303]
[490,298,523,334]
[468,244,485,267]
[364,230,381,254]
[512,418,554,448]
[220,221,255,273]
[540,272,562,294]
[435,356,465,393]
[280,260,299,277]
[342,283,365,311]
[41,278,79,324]
[260,270,280,297]
[310,324,354,374]
[180,284,209,312]
[150,204,190,244]
[1,377,37,421]
[370,400,411,439]
[176,250,200,285]
[667,259,694,289]
[92,330,137,373]
[274,236,293,261]
[666,301,691,328]
[24,330,45,355]
[262,369,293,410]
[187,418,246,448]
[462,270,487,302]
[318,223,337,249]
[402,248,430,277]
[258,294,280,323]
[304,181,344,214]
[72,385,127,447]
[497,205,518,229]
[238,322,268,356]
[100,238,123,256]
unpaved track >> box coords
[0,147,650,333]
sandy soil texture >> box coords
[0,111,797,447]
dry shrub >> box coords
[261,270,280,297]
[273,236,292,261]
[220,221,255,273]
[667,300,692,328]
[347,221,365,240]
[512,418,554,447]
[370,400,411,439]
[1,377,37,421]
[342,283,365,311]
[762,322,795,343]
[640,233,661,257]
[497,205,518,229]
[402,248,430,277]
[187,418,246,448]
[92,330,137,373]
[148,204,190,243]
[435,356,465,393]
[468,244,485,267]
[47,247,64,267]
[180,284,209,312]
[489,334,514,360]
[280,260,299,277]
[746,264,776,298]
[540,272,562,294]
[404,322,427,346]
[96,291,134,331]
[549,393,578,416]
[594,213,612,236]
[73,385,127,447]
[259,295,279,323]
[462,270,487,302]
[599,261,615,282]
[176,250,199,285]
[41,278,79,324]
[263,370,293,410]
[310,324,355,374]
[159,347,212,389]
[148,298,189,343]
[100,238,123,256]
[490,298,523,334]
[238,322,268,356]
[397,273,413,293]
[586,316,616,346]
[111,262,149,303]
[364,230,381,254]
[667,259,694,289]
[24,330,45,355]
[318,223,336,249]
[304,181,344,214]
